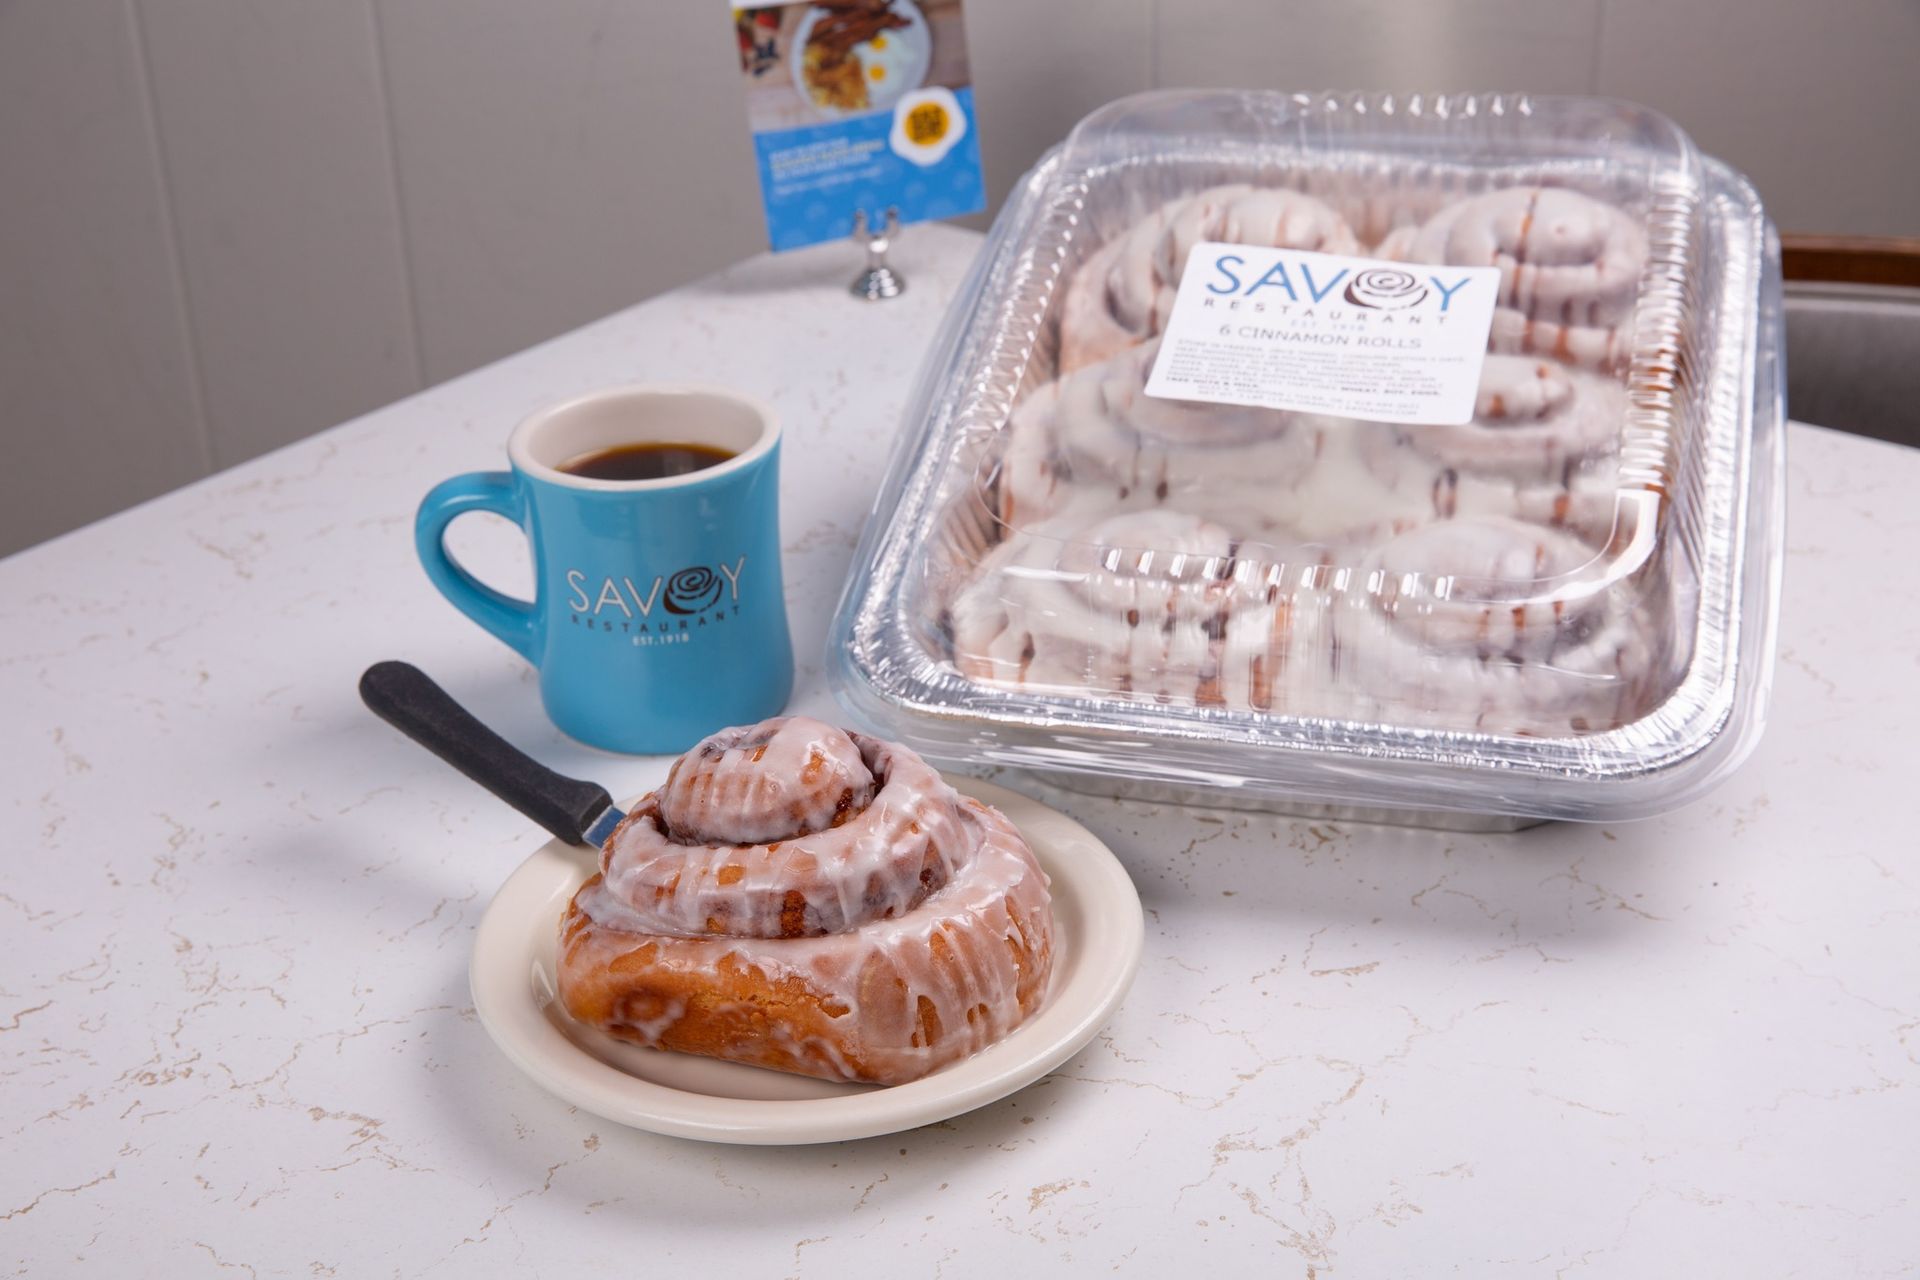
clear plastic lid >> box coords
[831,91,1785,824]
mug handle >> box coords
[414,472,537,663]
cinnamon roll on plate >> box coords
[558,717,1055,1087]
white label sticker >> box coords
[1143,242,1501,426]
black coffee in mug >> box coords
[557,441,736,482]
[416,383,791,753]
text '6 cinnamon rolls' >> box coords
[941,180,1672,738]
[558,717,1053,1085]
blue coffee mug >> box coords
[415,385,794,754]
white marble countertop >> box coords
[4,223,1917,1277]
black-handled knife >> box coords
[358,660,626,847]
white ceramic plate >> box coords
[789,0,931,122]
[470,776,1143,1145]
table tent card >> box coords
[733,0,986,251]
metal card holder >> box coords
[851,207,905,301]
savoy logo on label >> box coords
[1145,241,1501,426]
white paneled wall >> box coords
[1154,0,1606,92]
[374,0,767,383]
[965,0,1152,225]
[2,0,1915,556]
[138,3,423,462]
[1594,0,1920,234]
[0,0,209,550]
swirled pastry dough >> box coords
[1379,186,1648,369]
[997,339,1324,534]
[1058,184,1362,373]
[559,718,1054,1085]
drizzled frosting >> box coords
[1353,354,1627,542]
[1381,187,1649,370]
[1409,355,1625,480]
[1057,184,1362,374]
[659,717,873,845]
[996,340,1323,532]
[559,718,1055,1086]
[586,717,967,939]
[942,182,1662,738]
[1364,516,1615,656]
[1320,516,1655,732]
[950,509,1290,711]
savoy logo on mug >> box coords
[563,556,749,641]
[414,385,793,753]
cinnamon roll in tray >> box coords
[934,174,1671,740]
[559,717,1053,1086]
[832,91,1785,826]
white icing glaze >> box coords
[1381,187,1648,371]
[1361,516,1614,655]
[945,508,1655,733]
[658,717,871,844]
[1354,354,1628,543]
[1057,184,1362,373]
[590,717,968,939]
[993,349,1626,552]
[949,185,1661,735]
[606,994,687,1048]
[569,797,1053,1085]
[997,340,1324,532]
[1311,516,1656,733]
[949,509,1290,711]
[1427,355,1624,479]
[1373,223,1420,261]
